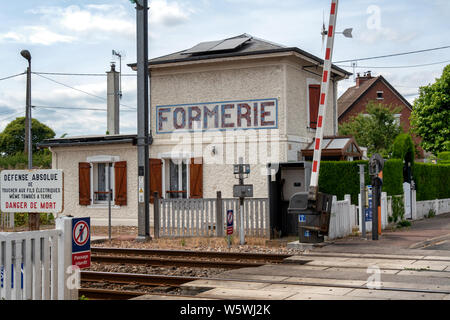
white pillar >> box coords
[56,217,78,300]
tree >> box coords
[391,133,415,163]
[0,117,55,156]
[411,64,450,155]
[338,101,402,157]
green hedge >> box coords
[438,151,450,161]
[382,159,404,196]
[318,160,403,204]
[413,163,450,201]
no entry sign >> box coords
[227,210,234,235]
[72,217,91,269]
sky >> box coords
[0,0,449,138]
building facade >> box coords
[41,35,350,226]
[338,72,423,157]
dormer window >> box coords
[377,91,384,100]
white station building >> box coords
[40,34,351,227]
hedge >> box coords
[318,160,404,205]
[413,163,450,201]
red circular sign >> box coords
[73,221,90,246]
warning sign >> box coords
[227,210,234,235]
[0,170,63,214]
[72,217,91,269]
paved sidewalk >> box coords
[315,212,450,257]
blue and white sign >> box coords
[304,230,311,237]
[0,264,23,289]
[156,98,278,134]
[299,215,306,223]
[227,210,234,236]
[72,217,91,269]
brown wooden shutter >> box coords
[309,84,320,129]
[189,158,203,199]
[79,162,91,206]
[149,158,163,204]
[114,161,127,206]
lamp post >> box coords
[20,49,32,170]
[21,50,39,230]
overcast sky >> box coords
[0,0,449,138]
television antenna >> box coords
[112,50,125,99]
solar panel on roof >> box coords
[181,40,223,55]
[210,37,251,52]
[181,37,252,55]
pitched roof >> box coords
[338,77,378,117]
[129,34,351,77]
[338,75,412,118]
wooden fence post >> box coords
[216,191,223,237]
[154,192,160,239]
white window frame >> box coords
[376,91,384,100]
[159,153,192,199]
[86,155,121,208]
[394,114,401,126]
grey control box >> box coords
[233,184,254,198]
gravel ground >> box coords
[87,262,229,278]
[93,228,302,255]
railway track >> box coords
[82,248,293,300]
[81,248,450,300]
[91,247,292,262]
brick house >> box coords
[338,71,423,157]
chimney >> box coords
[356,71,373,88]
[106,62,120,135]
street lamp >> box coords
[20,49,32,169]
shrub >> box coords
[438,151,450,162]
[382,160,404,196]
[391,133,415,163]
[318,159,403,204]
[413,163,450,201]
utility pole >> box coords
[21,50,39,231]
[20,50,32,169]
[132,0,151,241]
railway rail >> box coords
[91,247,292,262]
[81,248,450,300]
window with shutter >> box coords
[79,162,91,206]
[189,158,203,199]
[309,84,320,129]
[114,161,127,206]
[150,158,163,204]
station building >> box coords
[40,34,351,226]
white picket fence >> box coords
[0,217,78,300]
[0,212,14,230]
[327,195,357,240]
[157,197,270,238]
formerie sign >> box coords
[156,98,278,134]
[0,169,64,213]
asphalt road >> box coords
[423,239,450,251]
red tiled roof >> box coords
[337,76,379,117]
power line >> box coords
[33,73,136,110]
[32,105,135,112]
[334,45,450,64]
[0,111,24,122]
[0,72,26,82]
[32,71,137,77]
[337,59,450,69]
